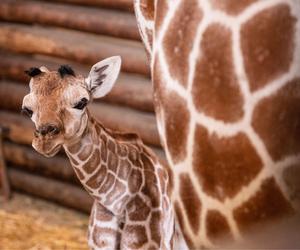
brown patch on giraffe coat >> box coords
[163,0,202,88]
[192,23,244,122]
[122,225,148,249]
[69,156,79,166]
[77,144,93,161]
[282,164,300,206]
[118,158,131,180]
[142,170,160,208]
[95,203,114,222]
[117,143,128,157]
[98,173,115,194]
[163,91,190,164]
[105,179,126,205]
[107,151,119,172]
[100,140,108,162]
[128,169,142,194]
[127,195,151,221]
[107,139,116,153]
[150,211,162,246]
[82,149,100,174]
[193,125,263,201]
[252,78,300,161]
[73,166,84,180]
[211,0,258,15]
[241,4,296,92]
[179,174,201,233]
[206,210,232,243]
[86,165,106,189]
[174,201,195,249]
[233,178,293,232]
[68,141,81,154]
[140,0,154,20]
[155,0,169,31]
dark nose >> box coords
[36,124,60,136]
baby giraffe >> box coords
[21,56,187,250]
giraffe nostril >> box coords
[37,124,61,136]
[49,125,60,135]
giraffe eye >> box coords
[21,107,33,117]
[73,98,88,110]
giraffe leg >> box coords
[88,201,121,250]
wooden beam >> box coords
[41,0,134,12]
[3,141,78,184]
[8,167,93,213]
[0,23,150,75]
[0,52,154,112]
[0,127,11,200]
[0,0,140,40]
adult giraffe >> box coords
[134,0,300,248]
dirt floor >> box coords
[0,192,90,250]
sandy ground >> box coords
[0,192,90,250]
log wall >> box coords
[0,0,161,213]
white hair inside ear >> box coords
[85,56,121,99]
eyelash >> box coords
[73,98,88,110]
[21,107,33,117]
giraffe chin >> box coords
[32,139,62,158]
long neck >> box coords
[63,117,137,215]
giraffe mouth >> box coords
[32,138,62,157]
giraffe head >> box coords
[21,56,121,157]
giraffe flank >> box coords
[21,57,188,250]
[134,0,300,248]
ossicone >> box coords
[58,65,75,78]
[25,67,42,77]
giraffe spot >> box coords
[163,0,202,87]
[142,171,160,208]
[127,195,151,221]
[241,4,296,92]
[252,78,300,161]
[95,203,114,221]
[78,144,93,161]
[107,151,119,172]
[128,169,142,194]
[128,148,139,165]
[211,0,258,15]
[99,173,115,194]
[192,23,244,122]
[73,166,84,180]
[107,139,116,153]
[154,0,169,31]
[117,143,128,157]
[69,156,79,166]
[206,210,232,244]
[105,179,126,206]
[234,178,293,232]
[123,225,148,249]
[140,0,154,20]
[150,211,162,246]
[82,149,100,174]
[174,201,195,249]
[282,164,300,208]
[163,91,190,164]
[100,140,108,162]
[179,174,201,233]
[68,141,81,154]
[193,125,263,201]
[118,159,131,181]
[86,165,106,189]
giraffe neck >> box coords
[63,116,140,216]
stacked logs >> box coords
[0,0,161,213]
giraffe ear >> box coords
[85,56,121,99]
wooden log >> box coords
[8,167,93,213]
[0,83,160,147]
[0,127,11,200]
[41,0,134,12]
[0,52,154,112]
[0,23,150,75]
[3,141,78,184]
[0,0,140,40]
